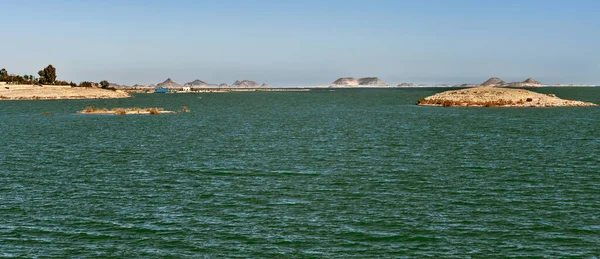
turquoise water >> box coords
[1,88,599,257]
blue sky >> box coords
[2,0,599,85]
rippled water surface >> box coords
[1,88,599,257]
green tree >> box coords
[99,80,110,89]
[0,68,7,77]
[38,65,57,84]
[79,81,93,88]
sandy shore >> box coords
[0,85,131,100]
[417,86,598,107]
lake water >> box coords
[1,88,599,257]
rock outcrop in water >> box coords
[232,80,261,88]
[332,77,388,86]
[156,78,182,89]
[417,86,597,107]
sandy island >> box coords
[417,86,597,107]
[0,85,130,100]
[77,106,188,115]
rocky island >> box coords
[78,106,189,115]
[417,86,597,107]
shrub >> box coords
[85,106,98,113]
[148,108,160,115]
[79,81,94,88]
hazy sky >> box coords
[2,0,599,85]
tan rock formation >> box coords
[417,86,597,107]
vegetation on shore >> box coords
[0,65,111,88]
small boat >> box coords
[155,88,168,93]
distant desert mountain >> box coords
[523,78,541,84]
[398,83,415,87]
[332,77,359,86]
[513,78,542,86]
[232,80,261,88]
[156,78,182,89]
[219,83,229,88]
[108,82,129,89]
[184,79,209,88]
[332,77,388,86]
[261,83,268,88]
[481,77,542,87]
[358,77,388,86]
[481,77,505,86]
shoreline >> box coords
[0,85,130,100]
[116,85,598,91]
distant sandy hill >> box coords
[156,78,182,89]
[332,77,359,86]
[358,77,388,86]
[481,77,542,87]
[398,83,415,87]
[184,79,210,88]
[108,82,129,89]
[232,80,261,88]
[481,77,505,86]
[332,77,388,86]
[503,78,542,87]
